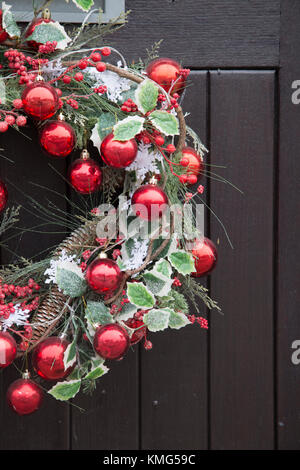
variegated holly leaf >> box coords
[153,259,172,277]
[113,115,145,141]
[169,310,191,330]
[168,250,195,275]
[2,2,20,38]
[85,301,114,325]
[84,363,109,381]
[26,21,71,50]
[127,282,155,308]
[149,110,179,136]
[56,263,87,298]
[63,339,77,370]
[48,380,81,401]
[116,302,138,321]
[143,308,171,332]
[0,80,6,105]
[71,0,94,12]
[135,79,158,114]
[90,113,118,150]
[143,271,173,297]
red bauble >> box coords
[32,336,75,381]
[22,82,59,121]
[0,10,9,43]
[86,257,121,294]
[125,318,146,345]
[100,133,137,168]
[69,151,102,194]
[25,16,54,50]
[189,237,218,277]
[131,184,169,220]
[0,331,17,368]
[40,120,76,158]
[93,324,130,360]
[7,378,43,415]
[182,146,203,182]
[146,58,186,95]
[0,179,8,212]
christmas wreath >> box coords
[0,2,222,416]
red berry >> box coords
[0,122,8,132]
[55,88,62,97]
[63,75,71,84]
[91,52,102,62]
[166,144,176,153]
[180,158,189,167]
[101,47,111,56]
[96,62,106,72]
[179,174,188,184]
[16,115,27,127]
[78,60,88,70]
[5,115,15,125]
[155,135,165,146]
[74,72,84,82]
[187,174,197,185]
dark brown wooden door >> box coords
[0,0,299,450]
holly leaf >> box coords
[85,301,114,325]
[153,259,172,277]
[113,116,145,141]
[143,271,173,297]
[127,282,155,308]
[48,380,81,401]
[71,0,94,11]
[56,265,87,298]
[135,80,158,114]
[149,110,179,136]
[0,80,6,105]
[2,2,20,38]
[26,21,71,50]
[116,302,138,321]
[84,364,109,381]
[169,310,191,330]
[63,339,77,370]
[143,308,171,332]
[168,250,195,275]
[90,113,118,150]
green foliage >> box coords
[113,115,144,141]
[127,282,155,308]
[56,266,87,298]
[26,22,71,49]
[48,380,81,401]
[135,80,158,114]
[159,289,189,314]
[149,111,179,136]
[85,300,114,325]
[168,251,195,275]
[169,310,190,329]
[71,0,94,12]
[180,276,221,313]
[143,308,171,332]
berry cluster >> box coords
[177,68,190,79]
[0,98,27,133]
[172,277,182,287]
[188,315,209,329]
[121,98,138,113]
[94,85,107,94]
[66,98,79,109]
[38,41,57,54]
[0,278,40,320]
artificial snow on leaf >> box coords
[71,0,94,12]
[63,340,77,370]
[168,250,195,275]
[143,308,171,332]
[149,110,179,136]
[26,21,71,49]
[143,271,173,297]
[116,302,138,321]
[127,282,155,308]
[48,380,81,401]
[56,263,87,297]
[168,310,191,330]
[153,259,172,277]
[84,364,109,381]
[2,2,20,38]
[85,301,114,325]
[113,115,145,141]
[0,80,5,106]
[135,79,159,114]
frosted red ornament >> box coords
[0,331,17,368]
[25,9,54,50]
[181,146,203,183]
[7,374,43,416]
[32,336,75,381]
[86,255,121,294]
[93,324,130,360]
[69,150,102,194]
[146,58,186,95]
[0,179,8,212]
[125,318,146,345]
[40,119,76,158]
[22,81,59,121]
[100,132,137,168]
[189,237,218,277]
[0,9,8,43]
[131,183,168,220]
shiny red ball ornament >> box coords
[0,179,8,212]
[22,82,59,121]
[32,336,75,381]
[189,237,218,277]
[100,132,138,168]
[86,256,121,294]
[0,331,17,368]
[25,11,54,50]
[93,324,130,360]
[125,318,146,345]
[0,10,9,43]
[182,146,204,182]
[40,119,76,158]
[69,150,102,194]
[146,58,186,95]
[131,183,169,220]
[7,376,43,416]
